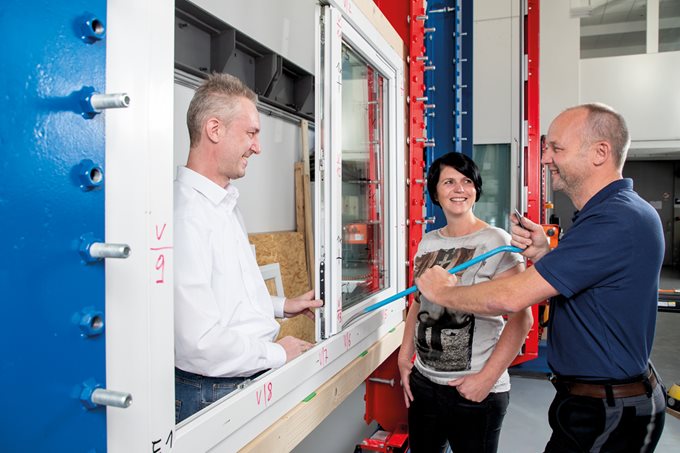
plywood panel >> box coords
[249,231,314,343]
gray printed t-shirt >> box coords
[413,226,522,392]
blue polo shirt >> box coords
[534,179,664,380]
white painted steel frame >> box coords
[172,0,405,450]
[105,0,176,452]
[316,0,406,340]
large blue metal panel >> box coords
[0,1,108,451]
[423,0,473,232]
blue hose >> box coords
[362,245,522,314]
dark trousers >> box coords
[544,381,666,452]
[408,367,510,453]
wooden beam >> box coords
[294,162,305,234]
[240,322,405,452]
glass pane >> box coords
[340,43,387,309]
[472,144,511,231]
[660,0,680,53]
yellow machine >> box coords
[668,383,680,414]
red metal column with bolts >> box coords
[406,0,427,309]
[361,2,424,450]
[511,0,541,366]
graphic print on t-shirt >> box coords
[414,247,476,371]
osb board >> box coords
[249,231,315,343]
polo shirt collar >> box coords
[572,178,632,222]
[176,166,239,209]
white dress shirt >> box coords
[174,166,287,377]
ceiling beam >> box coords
[581,16,680,37]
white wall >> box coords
[473,0,520,144]
[540,0,580,132]
[580,51,680,156]
[539,1,582,229]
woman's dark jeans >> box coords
[408,367,510,453]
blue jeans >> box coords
[408,367,510,453]
[175,367,255,423]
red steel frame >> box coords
[363,0,543,439]
[524,0,541,225]
[362,0,425,439]
[511,0,541,366]
[406,0,427,309]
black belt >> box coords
[550,370,657,403]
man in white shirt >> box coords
[174,73,322,423]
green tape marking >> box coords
[358,350,368,358]
[302,392,317,402]
[389,328,396,333]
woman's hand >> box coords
[448,372,495,402]
[398,353,415,408]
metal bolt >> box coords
[91,389,133,409]
[415,217,436,224]
[90,93,130,111]
[79,234,132,263]
[368,377,395,386]
[77,308,105,336]
[88,242,131,259]
[75,159,104,191]
[79,14,106,43]
[429,7,455,14]
[80,381,132,410]
[80,87,130,119]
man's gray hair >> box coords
[187,73,257,148]
[572,103,631,169]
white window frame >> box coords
[315,0,406,340]
[169,1,406,451]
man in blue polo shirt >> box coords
[416,103,666,452]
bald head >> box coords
[563,103,630,170]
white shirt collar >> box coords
[176,166,239,211]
